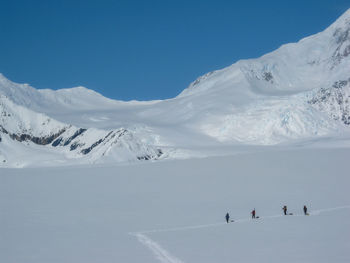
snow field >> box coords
[1,147,349,262]
[132,206,350,263]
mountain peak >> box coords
[0,73,121,112]
[330,8,350,29]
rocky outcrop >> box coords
[137,149,163,160]
[0,94,164,166]
[308,79,350,125]
[0,125,67,145]
[52,128,87,147]
[332,23,350,66]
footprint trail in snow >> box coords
[131,233,184,263]
[130,205,350,263]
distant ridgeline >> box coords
[1,9,350,167]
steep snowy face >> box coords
[169,9,350,144]
[180,9,350,98]
[186,17,338,100]
[329,10,350,67]
[0,95,68,138]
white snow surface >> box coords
[1,148,349,262]
[0,9,350,167]
[1,10,350,262]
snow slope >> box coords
[1,147,349,262]
[0,73,140,112]
[1,9,350,166]
[0,95,163,167]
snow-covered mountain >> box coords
[1,9,350,167]
[0,95,163,167]
[0,73,122,112]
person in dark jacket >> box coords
[303,205,308,215]
[282,205,288,215]
[225,212,230,223]
[251,209,256,219]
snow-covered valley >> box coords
[1,148,349,262]
[1,7,350,263]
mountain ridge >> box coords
[0,94,164,167]
[1,9,350,167]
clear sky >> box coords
[0,0,349,101]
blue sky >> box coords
[0,0,349,101]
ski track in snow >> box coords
[130,205,350,263]
[134,205,350,235]
[132,233,184,263]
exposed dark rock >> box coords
[191,71,215,87]
[137,155,151,161]
[70,142,84,151]
[0,125,67,145]
[137,149,163,161]
[343,45,350,57]
[0,125,8,134]
[1,121,163,162]
[51,128,87,147]
[157,149,163,156]
[309,78,350,125]
[81,139,103,155]
[104,131,114,139]
[334,26,350,45]
[63,128,87,146]
[263,72,273,82]
[52,137,63,147]
[332,26,350,66]
[117,129,127,138]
